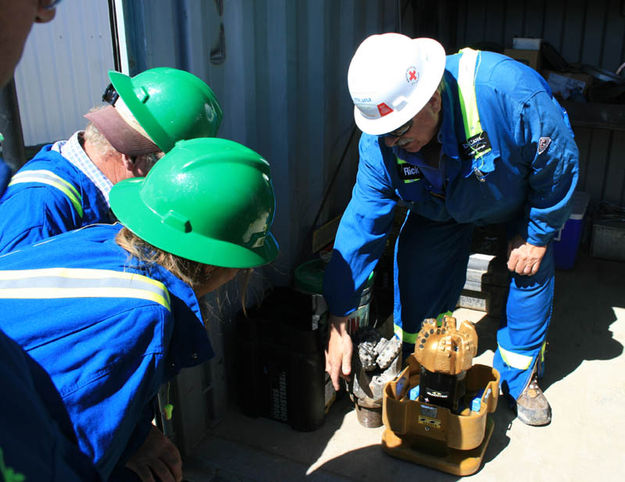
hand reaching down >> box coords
[125,424,183,482]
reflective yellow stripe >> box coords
[436,311,453,322]
[394,323,418,344]
[9,170,84,218]
[498,345,534,370]
[394,310,456,344]
[0,268,170,311]
[457,48,491,159]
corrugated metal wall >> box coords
[413,0,625,205]
[119,0,400,285]
[14,0,115,147]
[114,1,400,447]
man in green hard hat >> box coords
[0,137,279,481]
[0,67,223,254]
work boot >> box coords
[516,370,551,426]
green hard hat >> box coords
[109,138,279,268]
[109,67,223,152]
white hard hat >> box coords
[348,34,446,135]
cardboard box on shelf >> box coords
[512,37,542,50]
[543,70,593,100]
[504,48,541,71]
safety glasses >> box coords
[102,83,119,105]
[382,118,413,139]
[40,0,63,9]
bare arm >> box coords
[325,314,353,391]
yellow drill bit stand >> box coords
[381,316,500,476]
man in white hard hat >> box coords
[324,33,579,426]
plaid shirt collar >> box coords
[51,131,113,206]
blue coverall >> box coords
[0,329,101,481]
[0,223,213,479]
[0,158,10,195]
[324,50,579,400]
[1,129,11,195]
[0,144,112,254]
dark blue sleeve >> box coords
[0,158,11,196]
[323,134,398,316]
[0,329,101,481]
[59,306,170,480]
[0,184,83,254]
[520,93,579,245]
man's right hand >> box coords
[325,315,353,391]
[125,423,183,482]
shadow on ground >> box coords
[544,253,624,391]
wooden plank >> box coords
[584,128,611,200]
[602,133,625,204]
[312,215,342,253]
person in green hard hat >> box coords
[0,137,279,481]
[0,66,223,255]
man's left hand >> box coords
[507,235,547,276]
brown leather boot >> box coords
[516,369,551,426]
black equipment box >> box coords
[235,287,334,431]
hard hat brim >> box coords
[109,70,174,153]
[353,38,447,136]
[84,105,160,156]
[110,178,279,269]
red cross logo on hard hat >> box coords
[406,66,419,84]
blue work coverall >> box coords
[0,223,213,479]
[324,50,579,400]
[0,145,112,254]
[0,158,10,195]
[0,329,101,481]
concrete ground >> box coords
[182,252,625,481]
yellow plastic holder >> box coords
[381,355,500,476]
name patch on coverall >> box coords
[461,131,492,159]
[397,162,423,183]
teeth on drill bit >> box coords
[413,317,478,375]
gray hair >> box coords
[83,106,117,156]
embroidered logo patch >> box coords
[538,136,552,155]
[461,131,492,159]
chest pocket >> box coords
[457,48,498,182]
